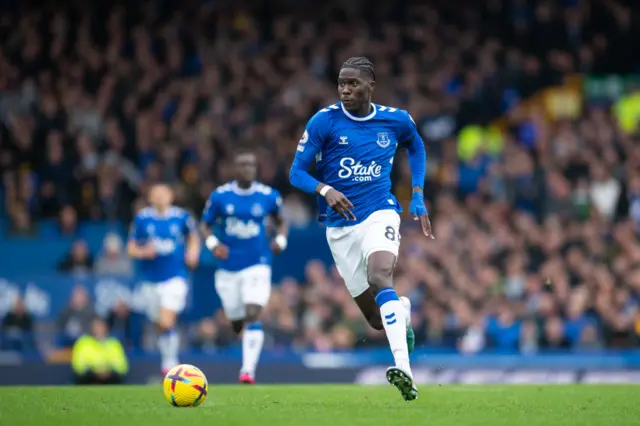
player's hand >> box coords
[271,241,284,255]
[324,188,356,221]
[141,243,157,259]
[410,190,435,240]
[212,244,229,260]
[185,250,199,268]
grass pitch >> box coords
[0,385,638,426]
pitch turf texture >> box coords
[1,385,638,426]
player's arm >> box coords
[289,115,356,220]
[200,192,229,260]
[270,191,288,254]
[126,216,156,259]
[184,213,200,268]
[402,112,434,239]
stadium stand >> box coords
[1,0,640,364]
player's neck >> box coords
[154,205,170,215]
[236,181,253,190]
[353,101,372,117]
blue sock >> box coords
[245,322,263,331]
[375,287,400,325]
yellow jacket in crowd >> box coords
[71,334,129,376]
[613,91,640,134]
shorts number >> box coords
[384,226,397,241]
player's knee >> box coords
[157,310,177,332]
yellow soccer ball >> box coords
[163,364,208,407]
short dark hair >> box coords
[341,57,375,81]
[234,147,256,159]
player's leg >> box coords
[214,269,246,334]
[230,320,244,335]
[156,277,189,373]
[363,211,417,402]
[326,225,385,324]
[238,265,271,383]
[353,288,383,330]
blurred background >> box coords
[2,0,640,385]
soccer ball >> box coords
[163,364,208,407]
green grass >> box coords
[1,385,639,426]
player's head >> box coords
[234,148,257,187]
[148,183,174,211]
[338,57,376,112]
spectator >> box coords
[576,324,604,351]
[106,299,132,347]
[1,297,34,351]
[94,233,133,277]
[486,307,521,352]
[57,240,94,275]
[1,0,640,355]
[71,317,128,385]
[458,317,486,355]
[191,317,221,354]
[519,319,539,354]
[589,164,622,221]
[539,316,571,350]
[56,285,95,347]
[58,206,79,237]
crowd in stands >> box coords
[2,0,640,355]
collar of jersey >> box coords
[340,102,377,121]
[148,206,176,218]
[231,181,256,195]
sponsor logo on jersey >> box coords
[152,238,177,255]
[338,157,382,182]
[225,218,261,239]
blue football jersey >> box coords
[128,206,197,283]
[296,103,420,227]
[202,181,282,272]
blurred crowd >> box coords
[2,0,640,354]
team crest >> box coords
[251,203,264,217]
[376,132,391,148]
[170,223,179,235]
[226,204,234,215]
[147,224,155,235]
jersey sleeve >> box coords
[128,215,146,243]
[183,211,197,235]
[269,189,283,215]
[400,110,427,189]
[201,191,219,225]
[399,110,420,145]
[289,111,330,194]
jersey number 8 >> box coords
[384,226,399,242]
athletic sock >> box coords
[376,288,411,374]
[159,328,180,372]
[241,322,264,378]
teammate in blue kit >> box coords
[289,57,434,402]
[127,184,200,374]
[201,149,288,384]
